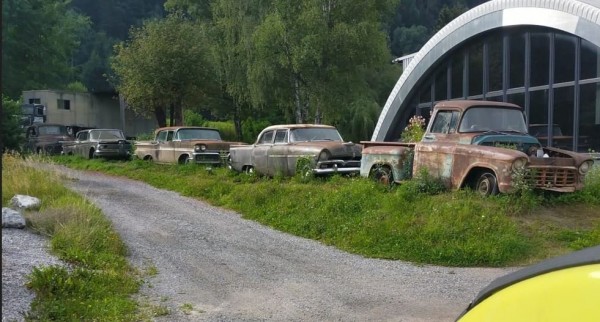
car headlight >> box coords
[318,150,330,161]
[195,144,207,152]
[579,161,593,175]
[512,157,527,171]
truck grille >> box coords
[528,167,577,188]
[195,154,221,163]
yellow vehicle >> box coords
[457,245,600,322]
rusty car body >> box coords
[24,123,73,155]
[62,129,132,159]
[134,126,245,165]
[229,124,362,177]
[360,100,595,195]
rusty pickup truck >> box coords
[360,100,594,195]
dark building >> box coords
[374,0,600,153]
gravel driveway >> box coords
[20,165,514,321]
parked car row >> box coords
[22,100,596,196]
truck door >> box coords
[415,110,460,183]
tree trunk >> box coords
[169,103,175,126]
[154,106,167,127]
[294,75,303,124]
[173,97,183,126]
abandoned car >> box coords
[62,129,132,159]
[229,124,362,177]
[134,126,244,165]
[24,123,73,155]
[360,100,595,195]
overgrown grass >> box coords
[1,154,145,320]
[49,155,600,267]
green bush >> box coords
[205,121,237,141]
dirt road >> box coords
[55,166,513,321]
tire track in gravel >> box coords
[52,165,513,322]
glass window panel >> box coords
[509,32,526,88]
[469,42,483,96]
[530,33,550,87]
[554,33,576,84]
[552,86,575,150]
[581,39,600,80]
[435,67,448,101]
[419,82,432,104]
[528,89,549,145]
[451,53,464,98]
[580,83,600,152]
[488,33,503,92]
[507,93,525,111]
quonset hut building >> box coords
[373,0,600,153]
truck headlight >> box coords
[579,161,593,175]
[512,157,527,171]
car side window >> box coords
[156,131,167,142]
[274,130,288,144]
[166,131,174,142]
[430,111,454,134]
[258,131,274,144]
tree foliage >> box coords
[1,96,24,152]
[110,13,212,127]
[2,0,91,99]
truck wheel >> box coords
[370,165,393,186]
[178,155,189,164]
[475,172,499,196]
[88,149,95,159]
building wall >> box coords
[22,90,156,137]
[374,0,600,152]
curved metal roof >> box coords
[372,0,600,141]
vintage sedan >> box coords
[229,124,362,177]
[24,123,73,155]
[134,126,245,165]
[62,129,132,159]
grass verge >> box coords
[49,155,600,267]
[1,154,147,320]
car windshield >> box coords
[37,125,67,135]
[459,107,527,133]
[290,128,342,142]
[176,128,222,140]
[90,130,125,140]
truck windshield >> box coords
[90,130,125,140]
[38,125,68,135]
[176,128,222,140]
[459,107,527,133]
[290,128,342,142]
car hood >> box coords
[184,140,247,150]
[471,133,541,155]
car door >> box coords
[253,130,274,175]
[157,130,176,162]
[269,129,290,176]
[75,131,88,157]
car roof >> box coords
[433,100,522,112]
[154,126,219,132]
[459,245,600,317]
[262,124,337,131]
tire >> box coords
[245,166,254,175]
[370,164,393,186]
[475,172,499,196]
[178,155,189,164]
[88,149,95,159]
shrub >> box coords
[400,115,426,142]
